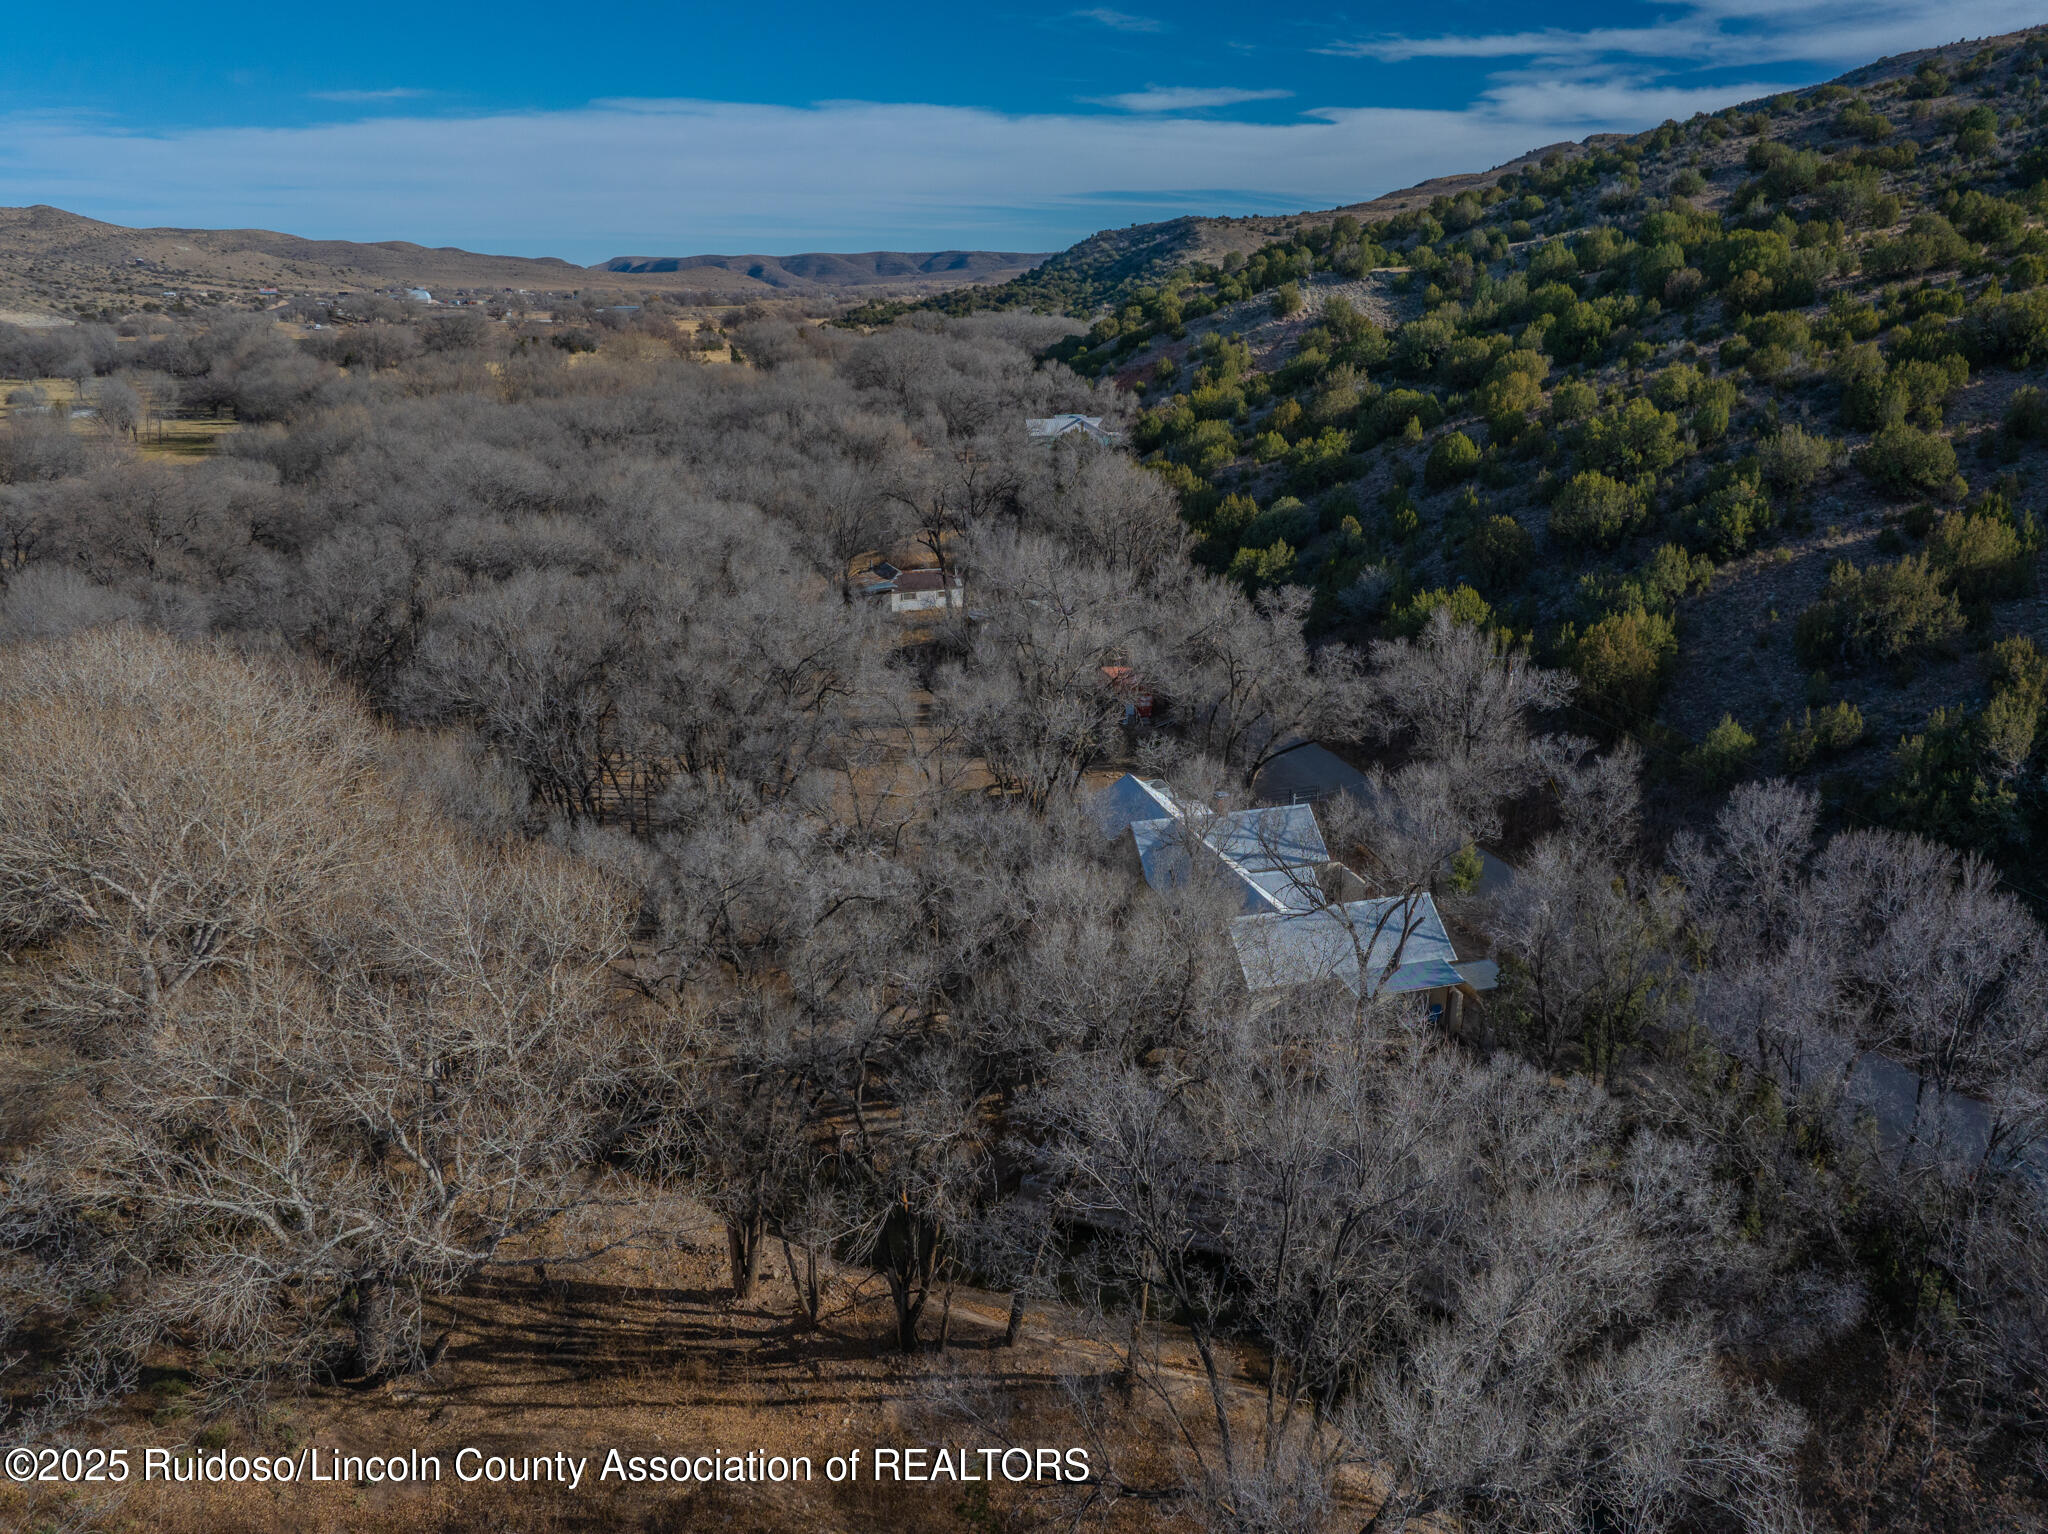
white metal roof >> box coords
[1092,775,1477,998]
[1230,894,1462,997]
[1026,414,1123,443]
[1094,775,1329,916]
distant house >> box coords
[1091,772,1495,1016]
[867,567,963,614]
[1026,414,1123,446]
[1100,665,1155,720]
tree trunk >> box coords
[1190,1327,1236,1481]
[1003,1290,1026,1348]
[878,1203,939,1354]
[726,1212,765,1302]
[783,1237,823,1330]
[353,1277,394,1381]
[1119,1280,1149,1395]
[889,1275,929,1354]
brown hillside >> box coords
[0,205,1050,320]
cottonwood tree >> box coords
[1488,834,1681,1077]
[94,379,142,441]
[0,629,379,1047]
[881,433,1021,580]
[631,809,909,1301]
[961,825,1249,1076]
[781,458,905,601]
[836,1044,997,1354]
[1369,606,1574,821]
[0,483,58,579]
[1036,984,1799,1533]
[1809,827,2048,1131]
[1039,1039,1249,1472]
[40,461,268,591]
[1009,438,1189,586]
[0,564,145,643]
[1330,1054,1800,1534]
[0,631,633,1415]
[1531,732,1645,852]
[1674,779,2048,1166]
[1666,778,2048,1510]
[1144,582,1375,788]
[1212,1006,1479,1509]
[399,567,648,823]
[623,991,828,1305]
[927,531,1150,808]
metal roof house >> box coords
[1092,772,1496,1010]
[1092,774,1328,916]
[1026,414,1124,446]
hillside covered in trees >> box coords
[0,24,2045,1534]
[863,29,2048,901]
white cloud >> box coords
[1090,85,1293,111]
[1326,27,1711,64]
[0,65,1817,262]
[1330,0,2044,70]
[1472,73,1797,125]
[307,87,431,103]
[1070,8,1165,32]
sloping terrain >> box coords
[0,205,1048,319]
[0,1189,1251,1534]
[849,142,1595,322]
[0,204,585,300]
[4,29,2048,1534]
[1030,24,2048,893]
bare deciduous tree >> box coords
[1,631,632,1414]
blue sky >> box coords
[0,1,2036,261]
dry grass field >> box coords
[0,374,239,462]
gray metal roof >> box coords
[1452,958,1499,992]
[1089,773,1179,838]
[1026,414,1123,443]
[1092,776,1475,997]
[1230,894,1462,997]
[1094,776,1329,915]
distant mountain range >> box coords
[0,204,1052,317]
[597,250,1051,288]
